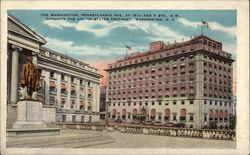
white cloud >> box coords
[178,18,201,28]
[223,43,237,57]
[42,20,75,29]
[42,19,188,41]
[178,18,236,36]
[44,37,144,57]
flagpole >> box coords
[126,47,128,58]
[201,25,203,35]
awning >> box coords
[224,110,229,118]
[180,109,186,117]
[165,109,170,117]
[80,101,85,105]
[151,109,156,116]
[71,85,76,91]
[215,110,219,117]
[219,110,224,117]
[209,110,214,117]
[61,84,67,89]
[50,81,56,87]
[88,102,92,107]
[88,89,93,94]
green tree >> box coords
[229,116,236,129]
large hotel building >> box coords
[106,35,234,129]
[7,14,102,128]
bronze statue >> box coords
[20,56,41,100]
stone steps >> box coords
[7,132,114,148]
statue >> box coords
[20,56,41,100]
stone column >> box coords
[76,78,80,110]
[10,45,22,104]
[44,70,50,105]
[66,75,71,109]
[96,84,100,113]
[56,73,61,108]
[85,81,88,111]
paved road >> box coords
[7,129,236,149]
[91,131,236,149]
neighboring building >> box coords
[37,47,102,123]
[7,14,102,128]
[105,35,234,129]
[100,86,107,119]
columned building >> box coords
[106,35,234,129]
[7,14,102,128]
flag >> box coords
[202,20,209,28]
[126,45,132,50]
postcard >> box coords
[0,1,249,155]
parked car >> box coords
[153,121,162,126]
[173,123,185,128]
[143,121,153,125]
[114,118,122,123]
[131,120,140,124]
[163,122,174,127]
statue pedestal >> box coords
[8,101,61,137]
[12,101,46,128]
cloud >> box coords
[178,18,236,36]
[44,37,146,58]
[42,19,188,41]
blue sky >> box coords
[8,10,236,73]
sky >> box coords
[8,10,237,92]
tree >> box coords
[229,116,236,130]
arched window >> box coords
[151,109,156,116]
[164,109,170,122]
[224,110,228,118]
[180,108,186,121]
[180,109,186,117]
[112,109,116,116]
[165,109,170,117]
[215,110,219,117]
[209,109,214,117]
[122,109,126,116]
[220,110,224,118]
[133,109,137,115]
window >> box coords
[80,79,83,84]
[72,115,76,122]
[71,77,74,82]
[173,113,177,120]
[190,100,194,104]
[189,114,194,121]
[61,74,65,80]
[50,72,55,78]
[181,100,185,105]
[62,115,66,122]
[173,101,176,105]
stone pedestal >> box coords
[12,101,46,129]
[8,100,61,137]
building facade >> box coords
[7,14,102,128]
[106,35,234,129]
